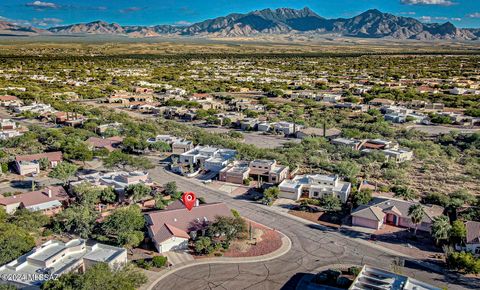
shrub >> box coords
[336,276,352,288]
[152,256,168,268]
[348,266,361,276]
[136,259,152,270]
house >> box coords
[179,146,236,172]
[369,98,394,106]
[13,103,56,115]
[219,161,250,184]
[361,139,395,150]
[0,239,127,289]
[145,202,232,253]
[15,151,62,175]
[331,138,364,151]
[257,122,272,132]
[351,197,444,232]
[71,171,152,193]
[272,122,300,136]
[248,160,289,184]
[96,122,122,134]
[86,136,123,152]
[279,174,351,202]
[381,148,413,163]
[0,95,21,107]
[239,118,258,131]
[0,186,69,216]
[172,140,194,154]
[219,159,289,184]
[54,112,86,127]
[463,221,480,255]
[0,130,23,140]
[350,265,441,290]
[0,119,16,130]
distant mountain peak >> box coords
[2,7,477,40]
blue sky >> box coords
[1,0,480,28]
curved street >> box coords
[147,167,473,290]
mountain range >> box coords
[2,8,480,40]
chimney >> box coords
[47,188,52,198]
[195,199,200,207]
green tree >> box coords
[125,184,151,203]
[53,204,97,238]
[393,186,417,201]
[450,220,466,244]
[195,237,212,255]
[49,162,78,185]
[408,204,424,236]
[207,216,247,242]
[100,187,117,204]
[262,186,279,205]
[42,263,147,290]
[320,195,342,212]
[10,208,49,232]
[151,256,168,268]
[431,215,452,244]
[164,181,178,196]
[351,189,372,207]
[101,205,145,248]
[0,223,35,265]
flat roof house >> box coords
[349,265,441,290]
[279,174,351,202]
[0,239,127,289]
[351,197,444,232]
[0,186,69,216]
[180,146,236,172]
[15,151,63,176]
[331,138,364,151]
[145,202,232,253]
[382,148,413,163]
[71,171,152,193]
[219,159,289,185]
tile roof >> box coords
[86,136,123,151]
[145,202,232,244]
[15,151,63,162]
[0,95,18,101]
[0,186,69,207]
[466,221,480,244]
[351,197,444,223]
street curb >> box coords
[141,233,292,290]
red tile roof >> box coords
[15,151,63,163]
[0,95,18,101]
[145,202,232,244]
[86,137,123,151]
[0,186,69,207]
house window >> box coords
[313,192,319,197]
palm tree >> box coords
[408,204,424,236]
[431,215,452,245]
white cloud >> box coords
[399,12,416,15]
[173,21,192,26]
[419,16,462,22]
[467,12,480,18]
[25,1,59,9]
[401,0,455,6]
[31,17,63,27]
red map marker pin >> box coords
[182,192,196,211]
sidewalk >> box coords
[139,234,292,290]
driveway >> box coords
[147,167,476,290]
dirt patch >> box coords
[223,220,282,258]
[289,210,341,229]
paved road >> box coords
[147,167,474,290]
